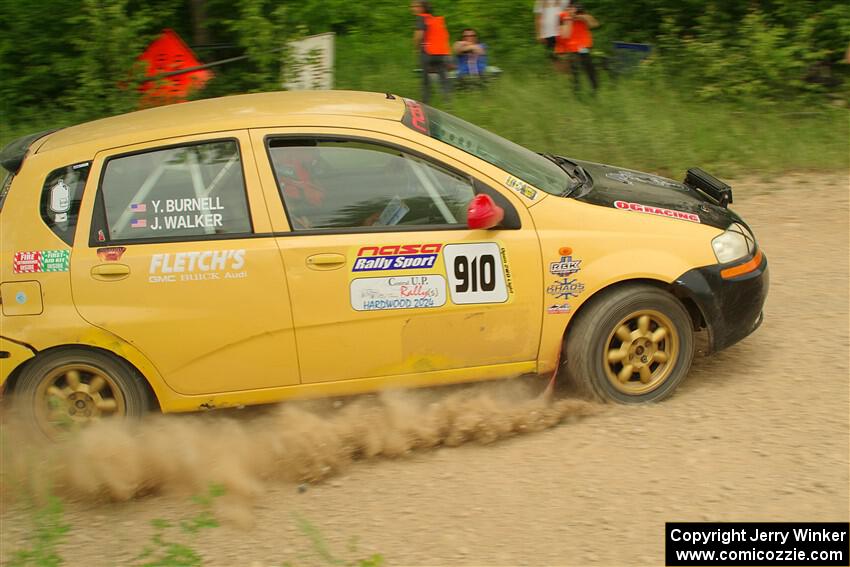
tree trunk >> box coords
[189,0,210,45]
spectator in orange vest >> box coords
[557,3,599,93]
[535,0,570,59]
[411,0,452,103]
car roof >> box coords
[35,90,406,156]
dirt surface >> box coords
[1,172,848,567]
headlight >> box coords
[712,223,756,263]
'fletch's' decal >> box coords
[614,201,701,224]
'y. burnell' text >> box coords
[148,197,225,231]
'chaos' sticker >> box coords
[13,250,70,273]
[546,277,585,300]
[352,243,442,272]
[350,275,447,311]
[614,201,701,224]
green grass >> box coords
[332,35,849,178]
[5,486,386,567]
[3,34,847,179]
[5,496,69,567]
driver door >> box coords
[251,128,543,384]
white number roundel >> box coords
[443,243,508,305]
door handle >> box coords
[91,264,131,281]
[306,253,346,271]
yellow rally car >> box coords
[0,91,768,437]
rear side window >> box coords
[40,162,90,245]
[99,140,251,243]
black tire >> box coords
[12,348,152,439]
[563,284,694,403]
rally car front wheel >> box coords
[12,348,152,440]
[563,284,695,403]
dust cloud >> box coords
[1,381,598,506]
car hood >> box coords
[566,159,743,230]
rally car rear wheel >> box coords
[563,284,694,403]
[12,348,151,440]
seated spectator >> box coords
[454,28,488,78]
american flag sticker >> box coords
[131,218,147,228]
[130,202,147,212]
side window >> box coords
[100,140,251,242]
[40,162,90,245]
[267,138,475,231]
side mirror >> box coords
[466,194,505,230]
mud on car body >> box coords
[0,91,767,438]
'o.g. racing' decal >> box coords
[352,244,442,272]
[350,275,447,311]
[444,242,509,305]
[506,176,537,200]
[13,250,70,273]
[614,200,701,224]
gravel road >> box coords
[1,172,848,567]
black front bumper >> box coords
[673,251,769,353]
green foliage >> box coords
[334,46,848,177]
[66,0,148,119]
[5,486,387,567]
[133,484,224,567]
[653,4,849,101]
[2,0,848,128]
[284,514,385,567]
[6,496,70,567]
[227,0,287,91]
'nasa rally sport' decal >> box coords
[443,243,509,305]
[352,243,443,272]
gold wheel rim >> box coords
[33,363,126,438]
[603,309,679,395]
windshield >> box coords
[402,99,570,196]
[0,170,12,213]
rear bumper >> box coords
[673,251,769,353]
